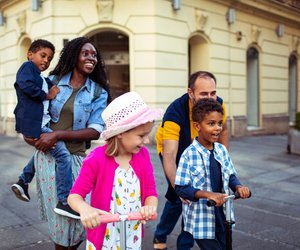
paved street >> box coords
[0,134,300,250]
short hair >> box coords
[188,71,217,90]
[28,39,55,54]
[192,98,224,123]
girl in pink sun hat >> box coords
[68,91,163,249]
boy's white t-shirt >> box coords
[40,73,51,128]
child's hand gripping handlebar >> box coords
[99,212,157,224]
[207,191,252,207]
[98,212,157,249]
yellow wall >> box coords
[0,0,299,136]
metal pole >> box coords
[119,215,127,250]
[226,199,231,221]
[225,196,235,250]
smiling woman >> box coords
[24,37,111,250]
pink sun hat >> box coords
[101,91,163,140]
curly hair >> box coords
[49,36,110,101]
[192,98,224,123]
[28,39,55,54]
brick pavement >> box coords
[1,134,300,250]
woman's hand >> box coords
[179,196,190,204]
[23,136,37,147]
[35,131,58,152]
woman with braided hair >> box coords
[24,36,110,249]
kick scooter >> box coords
[99,211,157,249]
[207,192,251,250]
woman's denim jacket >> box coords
[49,72,107,133]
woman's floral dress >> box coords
[35,151,86,247]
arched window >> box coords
[19,37,31,63]
[188,35,209,78]
[90,31,129,99]
[288,54,298,124]
[246,47,260,127]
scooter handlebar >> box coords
[207,191,252,207]
[99,212,157,224]
[127,211,157,221]
[206,199,217,207]
[234,191,252,200]
[99,213,120,224]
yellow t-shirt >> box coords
[156,99,227,154]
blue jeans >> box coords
[195,231,226,250]
[154,155,194,249]
[20,126,72,203]
[154,198,194,249]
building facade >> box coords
[0,0,299,138]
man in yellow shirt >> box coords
[153,71,229,250]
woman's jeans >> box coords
[19,126,72,203]
[195,231,226,250]
[154,154,194,249]
[154,197,195,249]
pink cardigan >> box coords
[70,145,158,249]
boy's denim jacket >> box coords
[49,72,107,133]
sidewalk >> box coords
[0,134,300,250]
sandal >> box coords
[153,238,167,250]
[153,243,167,250]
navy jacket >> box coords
[14,61,53,138]
[161,93,223,202]
[162,93,223,166]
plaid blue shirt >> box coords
[175,138,237,239]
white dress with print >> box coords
[102,166,142,250]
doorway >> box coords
[90,31,129,99]
[188,35,209,79]
[246,47,260,127]
[288,54,298,124]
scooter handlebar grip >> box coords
[128,212,157,221]
[208,190,252,207]
[99,214,120,224]
[234,190,252,200]
[206,200,217,207]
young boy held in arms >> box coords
[11,39,79,219]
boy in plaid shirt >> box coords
[175,98,250,250]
